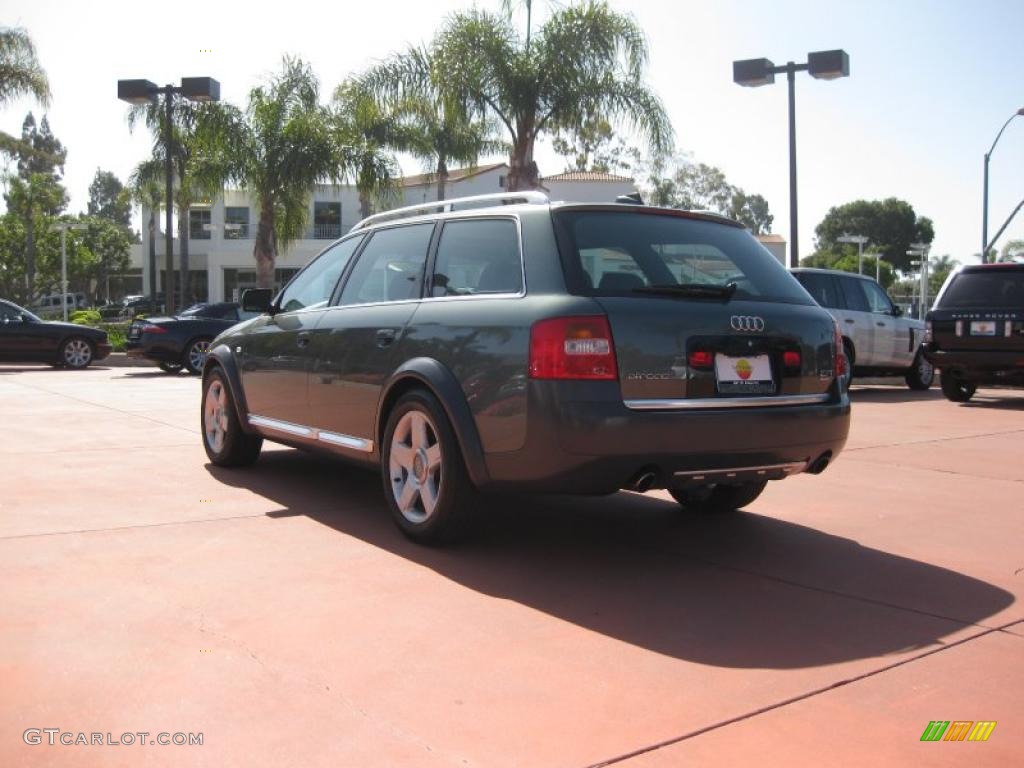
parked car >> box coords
[0,299,111,368]
[31,292,87,317]
[199,193,851,544]
[791,268,934,391]
[924,262,1024,402]
[126,301,257,374]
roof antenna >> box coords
[616,191,644,205]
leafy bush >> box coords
[71,309,102,325]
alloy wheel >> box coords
[188,340,212,372]
[63,339,92,368]
[203,379,229,454]
[389,410,443,524]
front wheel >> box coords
[941,374,976,403]
[60,337,94,369]
[905,350,935,390]
[669,481,767,514]
[183,338,212,375]
[201,369,262,466]
[381,390,476,544]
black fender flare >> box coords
[376,358,490,488]
[203,343,257,434]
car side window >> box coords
[431,219,522,297]
[838,276,870,312]
[278,235,363,313]
[339,224,434,306]
[862,280,894,314]
[796,273,840,309]
[0,302,19,322]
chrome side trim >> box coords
[318,430,374,453]
[673,461,808,480]
[624,393,831,411]
[248,415,313,437]
[248,415,373,453]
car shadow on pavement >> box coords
[208,450,1015,670]
[848,386,945,404]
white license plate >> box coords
[715,354,774,395]
[970,321,996,336]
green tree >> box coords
[87,168,132,228]
[195,56,340,288]
[129,159,164,297]
[434,2,673,191]
[928,254,958,295]
[552,115,639,174]
[998,239,1024,263]
[356,44,504,202]
[331,81,403,219]
[814,198,934,272]
[0,27,51,157]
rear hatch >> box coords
[128,316,173,340]
[929,265,1024,352]
[552,207,838,403]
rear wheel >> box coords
[60,337,94,369]
[905,350,934,390]
[839,340,854,392]
[669,481,767,514]
[201,369,262,466]
[381,390,476,544]
[941,374,976,402]
[183,337,212,375]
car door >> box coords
[835,275,876,366]
[236,236,363,428]
[306,222,435,449]
[861,278,903,366]
[0,301,28,359]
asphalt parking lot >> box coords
[1,364,1021,767]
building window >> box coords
[189,209,212,240]
[312,201,342,239]
[224,207,250,239]
[498,175,506,188]
[223,268,300,302]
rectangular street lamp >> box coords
[733,50,850,268]
[118,76,220,315]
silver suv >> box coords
[792,268,934,390]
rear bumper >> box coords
[125,339,181,363]
[924,347,1024,373]
[482,382,850,494]
[94,343,112,361]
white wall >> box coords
[543,179,635,204]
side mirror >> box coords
[892,305,903,317]
[242,288,273,314]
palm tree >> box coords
[332,81,403,219]
[0,27,50,157]
[434,1,673,191]
[196,56,339,288]
[128,159,164,298]
[357,45,504,202]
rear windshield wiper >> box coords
[631,282,737,299]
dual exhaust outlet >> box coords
[626,451,833,493]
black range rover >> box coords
[201,193,850,543]
[924,262,1024,401]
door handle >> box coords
[844,318,855,324]
[296,332,311,348]
[376,328,398,348]
[876,321,886,327]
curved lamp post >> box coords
[982,107,1024,262]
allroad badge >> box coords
[730,315,765,332]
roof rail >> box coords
[352,191,549,231]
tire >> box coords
[59,337,94,369]
[669,481,767,514]
[381,389,476,544]
[159,362,183,374]
[839,340,854,392]
[941,374,976,403]
[905,350,935,390]
[201,369,262,466]
[183,337,213,375]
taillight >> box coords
[141,323,167,334]
[688,349,713,369]
[924,320,933,343]
[529,316,618,380]
[783,350,801,369]
[833,320,847,378]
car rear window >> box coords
[554,210,813,304]
[940,269,1024,309]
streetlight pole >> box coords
[118,77,220,315]
[734,50,850,268]
[908,243,930,320]
[982,108,1024,263]
[51,222,87,322]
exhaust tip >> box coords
[806,452,833,475]
[627,469,659,493]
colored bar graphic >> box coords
[944,721,973,741]
[968,722,997,742]
[921,721,949,741]
[921,720,996,742]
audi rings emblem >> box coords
[730,315,765,332]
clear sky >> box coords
[2,0,1023,265]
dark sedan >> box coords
[0,299,112,369]
[126,302,257,374]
